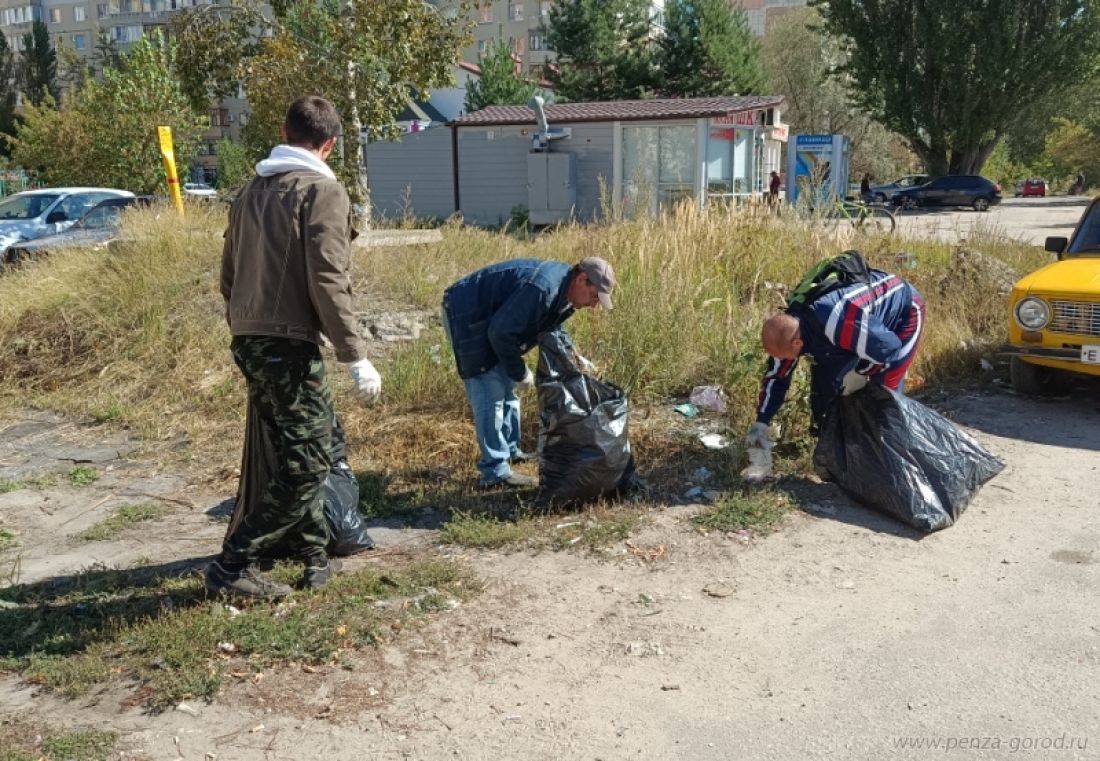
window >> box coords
[48,8,61,22]
[143,0,153,11]
[539,0,552,15]
[478,2,492,23]
[74,5,85,20]
[74,33,85,49]
[113,24,142,42]
[528,32,543,50]
[508,2,522,21]
[477,39,488,56]
[623,125,696,214]
[97,4,107,17]
[209,108,229,127]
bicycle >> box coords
[823,198,897,234]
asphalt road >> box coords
[896,194,1090,246]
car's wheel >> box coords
[874,192,887,204]
[972,196,991,211]
[1010,356,1050,395]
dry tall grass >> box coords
[0,201,1047,489]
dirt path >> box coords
[2,390,1099,760]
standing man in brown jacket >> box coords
[207,95,381,599]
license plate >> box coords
[1083,345,1100,364]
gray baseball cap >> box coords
[578,256,615,310]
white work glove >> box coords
[742,423,774,482]
[347,358,382,403]
[515,366,536,391]
[841,369,869,396]
[745,422,773,450]
[576,354,597,374]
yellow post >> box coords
[157,126,185,216]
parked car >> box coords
[868,174,930,204]
[0,187,134,253]
[3,196,151,266]
[891,175,1002,211]
[1015,177,1047,198]
[1003,196,1100,393]
[182,182,217,199]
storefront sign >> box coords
[712,110,759,127]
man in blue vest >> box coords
[442,257,615,488]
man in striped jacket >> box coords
[746,267,926,454]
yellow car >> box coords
[1004,197,1100,393]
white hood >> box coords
[254,145,336,180]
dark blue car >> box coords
[892,175,1003,211]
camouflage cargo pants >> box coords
[222,335,334,564]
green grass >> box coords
[0,558,479,710]
[0,203,1050,485]
[0,720,118,761]
[90,403,127,424]
[0,528,17,551]
[0,474,58,493]
[67,467,99,487]
[76,502,167,542]
[440,514,538,548]
[693,489,793,534]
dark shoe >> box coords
[302,555,343,590]
[509,449,535,464]
[204,561,292,600]
[478,472,537,490]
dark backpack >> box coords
[787,250,873,310]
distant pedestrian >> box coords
[860,173,872,202]
[768,171,781,204]
[1074,172,1085,195]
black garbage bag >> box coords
[226,402,374,557]
[536,331,636,504]
[813,384,1004,532]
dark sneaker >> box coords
[478,472,536,490]
[509,450,535,464]
[302,556,343,590]
[204,561,292,600]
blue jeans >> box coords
[462,365,521,484]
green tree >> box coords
[93,28,123,75]
[1045,118,1100,187]
[465,36,539,112]
[659,0,765,97]
[171,0,473,214]
[546,0,658,101]
[19,20,58,106]
[0,34,17,153]
[761,7,912,182]
[812,0,1100,176]
[11,32,202,194]
[214,137,253,191]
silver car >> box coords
[0,187,134,252]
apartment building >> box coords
[735,0,808,36]
[450,0,666,82]
[0,0,239,181]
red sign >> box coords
[712,110,759,126]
